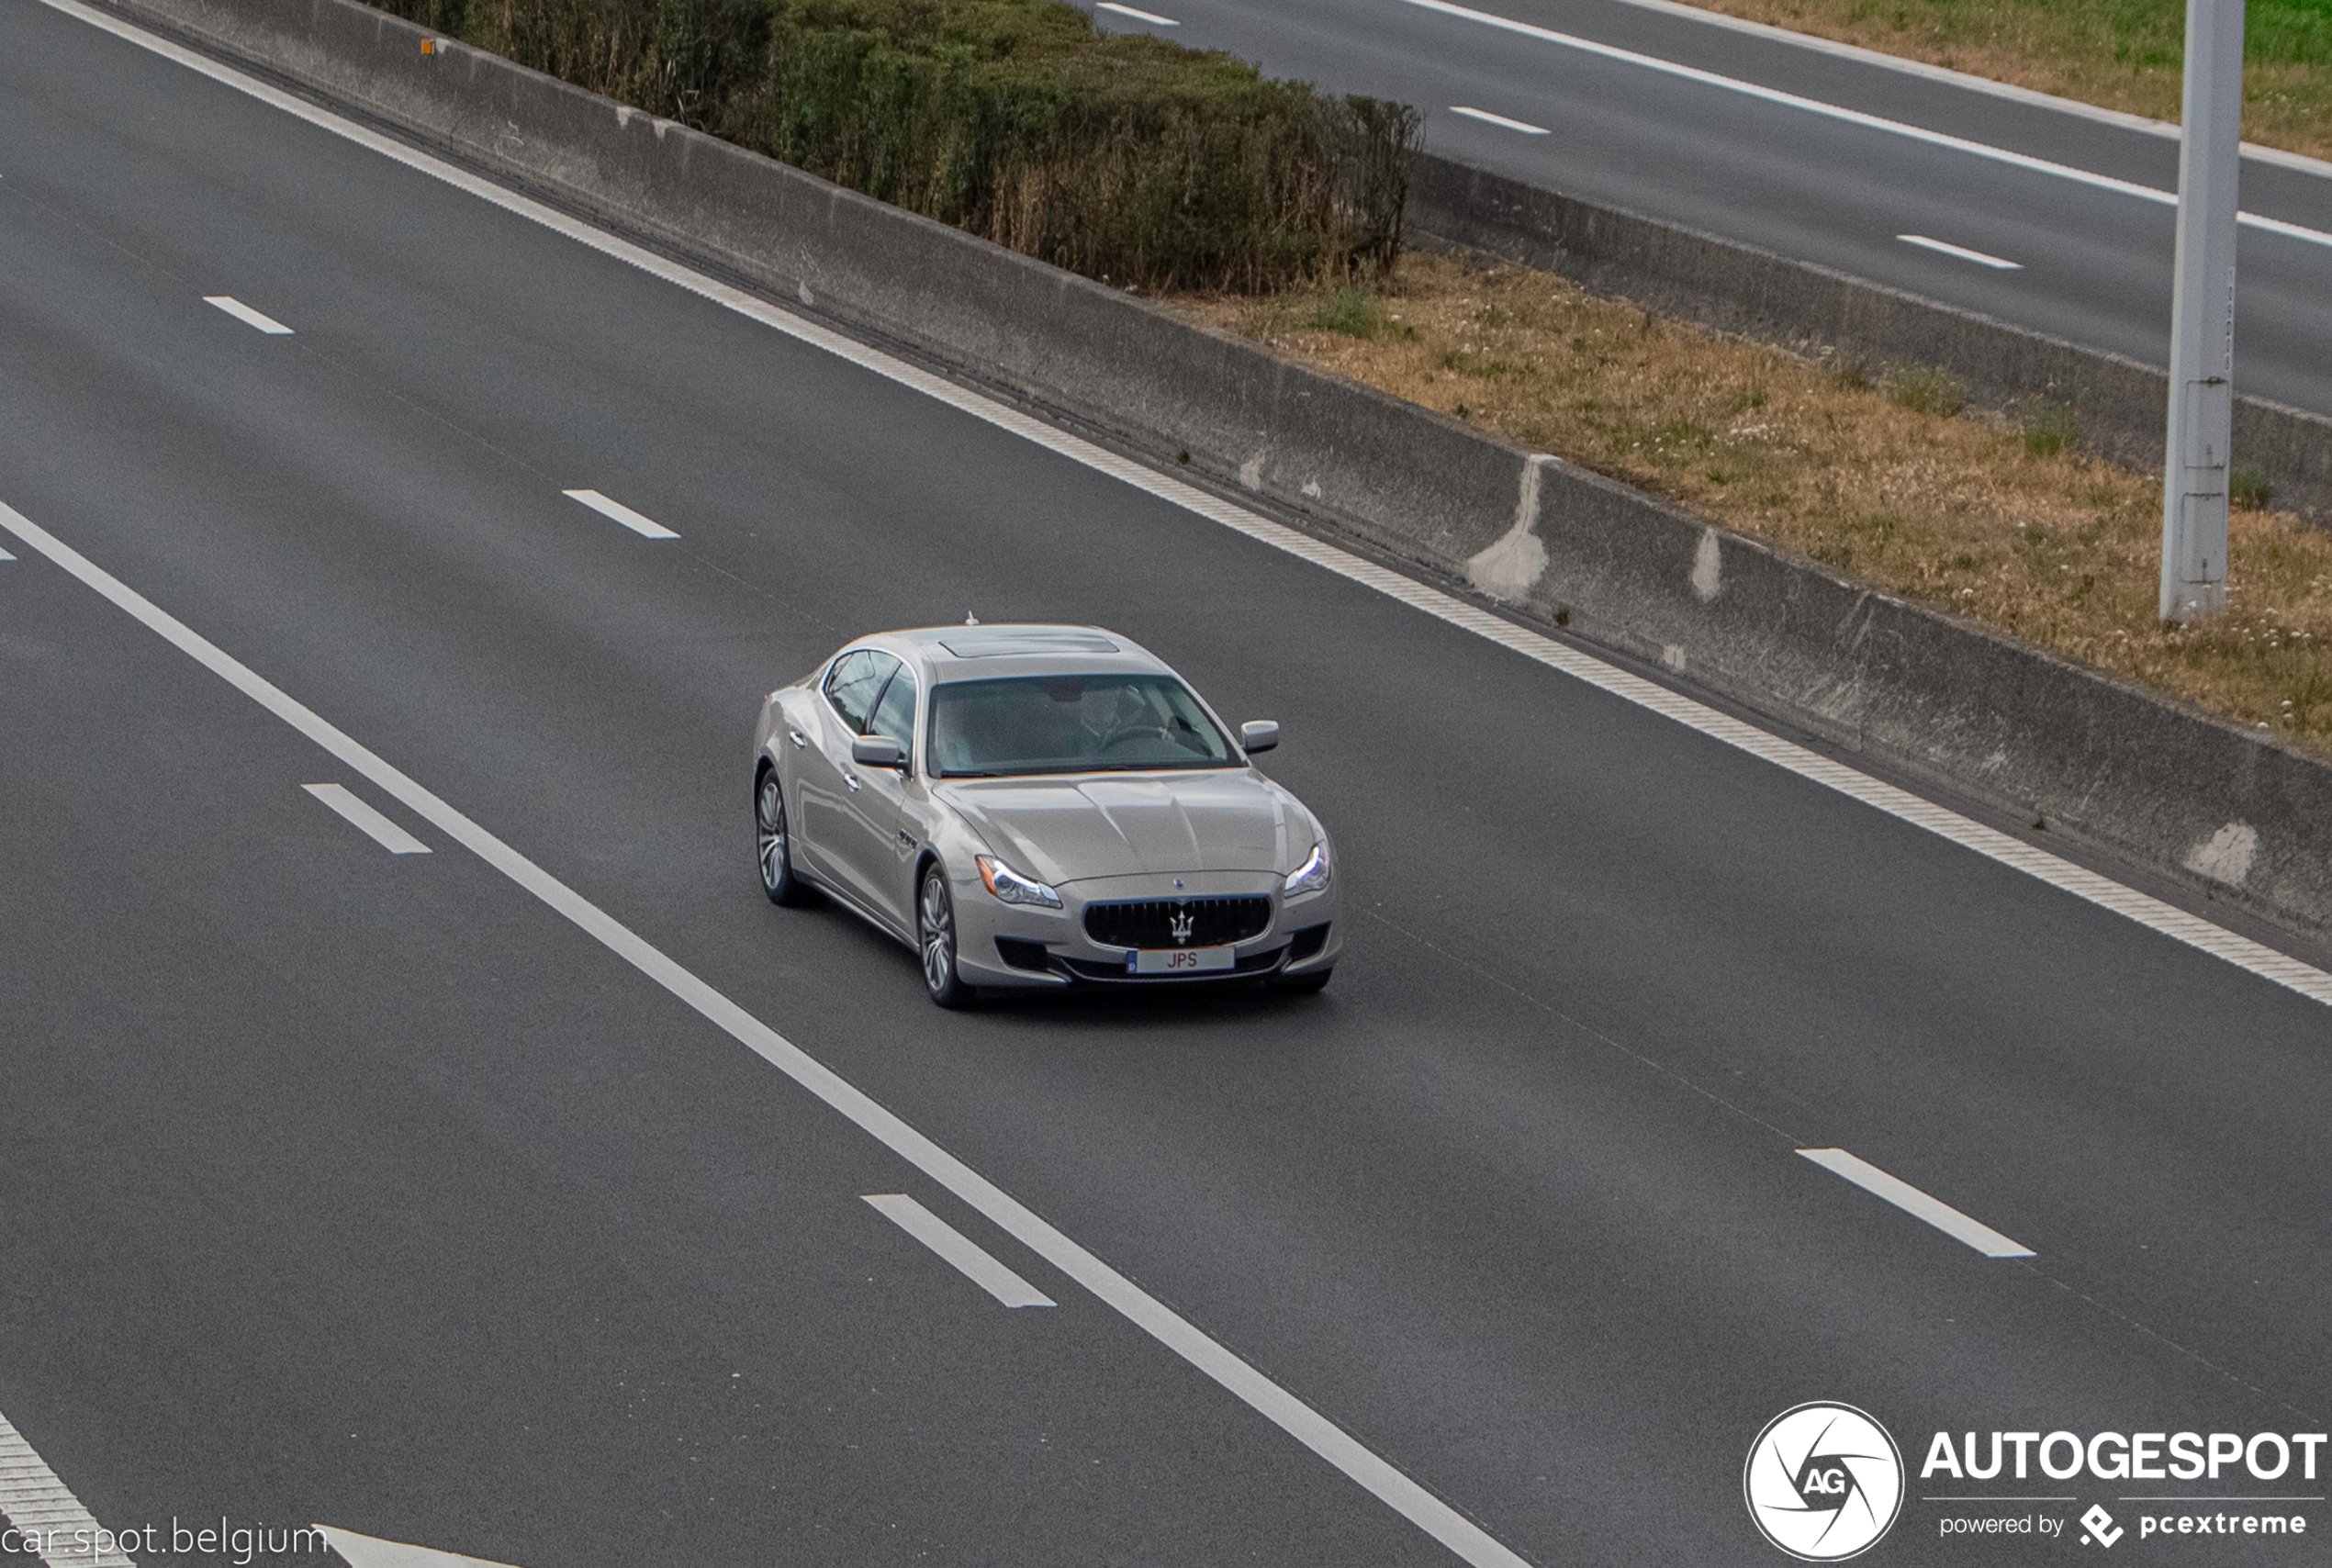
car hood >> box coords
[936,771,1308,884]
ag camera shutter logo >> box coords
[1744,1402,1906,1561]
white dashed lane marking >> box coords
[562,488,678,539]
[1095,2,1178,21]
[203,295,293,334]
[1799,1148,2035,1258]
[1450,106,1551,135]
[1898,233,2023,269]
[864,1194,1058,1308]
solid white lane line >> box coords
[864,1194,1058,1308]
[303,782,431,854]
[1095,2,1178,22]
[1389,0,2332,250]
[203,295,294,334]
[561,487,678,539]
[1799,1148,2035,1258]
[41,0,2332,1024]
[1450,106,1552,136]
[0,499,1533,1568]
[1898,233,2023,269]
[0,1403,135,1567]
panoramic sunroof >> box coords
[938,629,1120,657]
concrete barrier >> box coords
[91,0,2332,946]
[1409,154,2332,521]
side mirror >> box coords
[1240,720,1280,755]
[851,734,906,770]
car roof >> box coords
[847,624,1175,684]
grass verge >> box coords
[1675,0,2332,162]
[1176,252,2332,755]
[375,0,1418,291]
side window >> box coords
[824,650,896,734]
[868,667,917,755]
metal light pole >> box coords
[2160,0,2247,622]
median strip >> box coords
[1185,252,2332,765]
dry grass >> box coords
[1174,252,2332,754]
[1676,0,2332,162]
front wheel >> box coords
[757,768,807,905]
[918,865,976,1008]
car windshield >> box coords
[928,674,1239,777]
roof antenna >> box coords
[964,611,980,625]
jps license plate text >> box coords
[1130,946,1235,973]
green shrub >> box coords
[1888,364,1968,418]
[2021,397,2078,456]
[1824,353,1872,391]
[2230,461,2273,510]
[1305,284,1380,336]
[374,0,1419,292]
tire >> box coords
[1268,965,1333,995]
[756,767,807,905]
[917,863,977,1008]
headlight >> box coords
[977,855,1063,909]
[1284,839,1332,896]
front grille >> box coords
[1084,895,1272,950]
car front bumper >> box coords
[947,867,1340,991]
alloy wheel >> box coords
[920,871,955,995]
[757,771,798,903]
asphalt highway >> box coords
[3,3,2330,1564]
[1086,0,2332,421]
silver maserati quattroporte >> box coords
[750,625,1340,1006]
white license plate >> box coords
[1129,946,1235,974]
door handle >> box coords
[845,773,860,792]
[788,730,805,749]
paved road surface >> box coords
[1087,0,2332,421]
[2,3,2327,1562]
